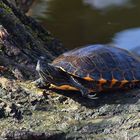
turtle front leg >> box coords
[80,87,98,99]
[70,77,98,99]
[81,88,98,99]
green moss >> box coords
[0,2,12,14]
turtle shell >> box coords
[52,44,140,89]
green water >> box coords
[29,0,140,55]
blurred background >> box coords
[28,0,140,55]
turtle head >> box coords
[36,60,56,83]
[36,60,69,85]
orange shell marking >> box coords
[99,78,107,84]
[110,78,118,88]
[119,79,129,87]
[132,80,139,82]
[50,84,79,91]
[83,77,94,81]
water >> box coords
[29,0,140,55]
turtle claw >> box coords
[81,88,98,99]
[87,94,98,99]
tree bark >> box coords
[9,0,35,13]
[0,0,66,80]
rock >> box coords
[0,77,140,139]
[1,129,65,140]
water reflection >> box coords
[112,28,140,56]
[83,0,132,10]
[30,0,140,50]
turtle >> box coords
[35,44,140,99]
